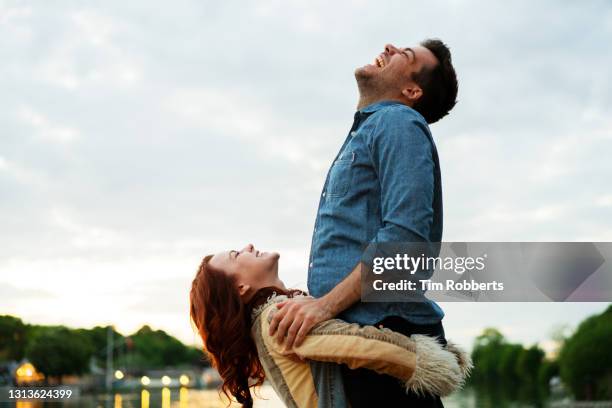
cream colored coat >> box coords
[251,294,472,408]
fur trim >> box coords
[250,292,310,321]
[406,335,471,397]
[446,341,474,380]
[251,293,287,320]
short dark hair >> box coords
[411,39,458,124]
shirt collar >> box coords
[359,100,405,113]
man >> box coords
[269,39,458,406]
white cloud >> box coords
[596,195,612,207]
[15,8,143,89]
[0,155,50,188]
[165,87,342,171]
[48,208,127,249]
[17,106,79,143]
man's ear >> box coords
[237,283,251,297]
[401,85,423,104]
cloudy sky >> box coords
[1,0,611,350]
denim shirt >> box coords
[307,100,444,325]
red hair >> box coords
[189,255,265,407]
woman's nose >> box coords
[241,243,254,253]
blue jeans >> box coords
[310,360,348,407]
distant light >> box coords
[161,375,171,386]
[141,376,151,386]
[114,370,124,380]
[15,362,43,384]
[179,374,189,386]
[16,363,36,378]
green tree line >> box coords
[470,305,612,403]
[0,315,208,383]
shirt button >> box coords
[350,131,356,137]
[314,227,317,233]
[309,262,313,268]
[322,191,326,197]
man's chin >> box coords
[355,65,377,79]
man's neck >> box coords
[356,95,407,111]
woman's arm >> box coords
[262,306,472,397]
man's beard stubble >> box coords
[355,68,383,98]
[355,68,390,109]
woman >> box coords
[190,244,471,408]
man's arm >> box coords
[268,262,361,348]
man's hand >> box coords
[269,262,361,349]
[268,296,334,349]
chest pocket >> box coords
[326,150,355,198]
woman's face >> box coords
[208,244,281,299]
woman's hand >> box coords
[268,296,334,349]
